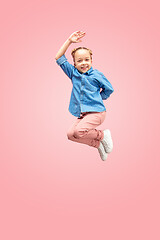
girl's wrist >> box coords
[68,38,72,44]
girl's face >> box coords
[74,49,92,73]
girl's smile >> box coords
[74,49,92,73]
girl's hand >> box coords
[68,31,86,43]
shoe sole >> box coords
[102,129,113,153]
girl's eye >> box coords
[77,59,89,62]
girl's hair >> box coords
[71,47,93,62]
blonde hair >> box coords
[71,47,93,63]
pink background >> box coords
[1,0,160,239]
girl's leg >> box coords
[67,111,106,148]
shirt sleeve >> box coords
[56,54,74,80]
[97,72,114,100]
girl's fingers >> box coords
[79,33,85,38]
[79,31,85,34]
[71,31,85,41]
[75,30,85,35]
[78,32,85,37]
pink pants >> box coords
[67,111,106,148]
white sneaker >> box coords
[98,142,108,161]
[101,129,113,153]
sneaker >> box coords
[101,129,113,153]
[98,142,108,161]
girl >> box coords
[55,31,114,161]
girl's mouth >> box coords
[81,66,88,71]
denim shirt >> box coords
[56,54,114,118]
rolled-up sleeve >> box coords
[56,55,74,80]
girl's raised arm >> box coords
[55,31,86,60]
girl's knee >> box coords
[67,128,81,139]
[67,129,79,139]
[74,127,87,139]
[67,127,86,140]
[73,129,80,139]
[67,130,73,140]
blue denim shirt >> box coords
[56,54,114,118]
